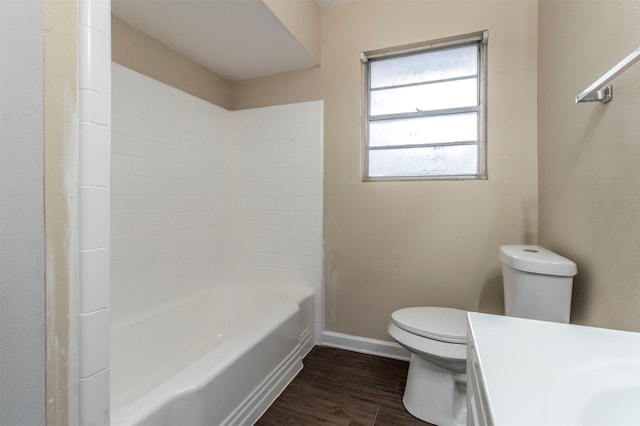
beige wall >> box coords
[112,16,233,109]
[43,0,79,423]
[231,66,324,109]
[538,0,640,332]
[263,0,321,64]
[235,0,539,340]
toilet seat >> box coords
[388,322,467,362]
[391,307,468,344]
[388,306,469,424]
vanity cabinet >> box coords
[466,329,491,426]
[467,312,640,426]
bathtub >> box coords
[110,285,315,426]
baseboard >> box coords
[320,330,411,361]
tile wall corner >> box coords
[78,0,111,424]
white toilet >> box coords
[388,245,577,426]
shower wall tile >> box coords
[80,122,110,187]
[111,152,132,175]
[80,187,110,250]
[78,0,111,422]
[80,90,109,126]
[227,101,323,293]
[302,103,323,153]
[79,26,108,94]
[111,63,230,322]
[79,368,110,426]
[79,0,109,33]
[80,248,110,313]
[79,309,110,378]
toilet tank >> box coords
[500,245,577,323]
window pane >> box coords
[370,78,477,116]
[368,145,478,177]
[369,113,477,147]
[370,45,477,89]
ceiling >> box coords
[112,0,355,82]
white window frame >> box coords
[362,31,488,181]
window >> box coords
[362,32,487,181]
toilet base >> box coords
[403,354,467,426]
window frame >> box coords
[362,31,488,182]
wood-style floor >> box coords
[256,346,433,425]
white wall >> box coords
[0,0,46,424]
[111,64,323,331]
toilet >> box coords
[388,245,577,426]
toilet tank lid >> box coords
[500,245,577,277]
[391,307,468,344]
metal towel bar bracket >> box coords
[576,47,640,104]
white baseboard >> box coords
[320,330,411,361]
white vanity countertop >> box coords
[467,312,640,426]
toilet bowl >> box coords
[389,245,578,426]
[388,307,468,426]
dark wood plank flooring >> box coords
[256,346,433,425]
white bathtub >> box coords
[110,285,315,426]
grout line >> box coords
[79,366,108,381]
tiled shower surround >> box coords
[111,64,231,320]
[78,1,111,424]
[110,62,323,407]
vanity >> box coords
[467,312,640,426]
